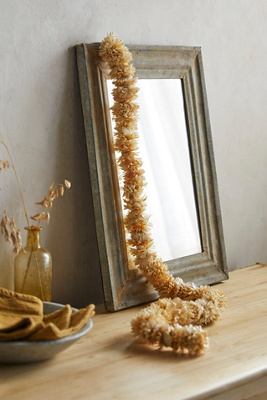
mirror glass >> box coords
[107,78,202,262]
[76,43,228,311]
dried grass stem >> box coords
[0,139,29,226]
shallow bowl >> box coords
[0,301,93,364]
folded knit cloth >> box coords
[0,287,95,341]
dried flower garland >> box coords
[99,33,227,356]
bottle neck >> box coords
[26,228,41,249]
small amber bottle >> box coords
[14,226,52,301]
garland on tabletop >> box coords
[99,33,227,356]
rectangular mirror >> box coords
[107,78,202,262]
[76,43,228,311]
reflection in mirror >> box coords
[107,79,202,262]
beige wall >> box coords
[0,0,266,307]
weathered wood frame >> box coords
[76,43,228,311]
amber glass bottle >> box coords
[14,226,52,301]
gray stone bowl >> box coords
[0,301,93,364]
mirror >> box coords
[107,78,202,262]
[76,43,228,311]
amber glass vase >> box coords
[14,226,52,301]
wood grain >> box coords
[1,264,267,400]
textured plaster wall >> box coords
[0,0,267,307]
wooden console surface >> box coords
[1,264,267,400]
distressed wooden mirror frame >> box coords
[76,43,228,311]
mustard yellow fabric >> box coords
[0,287,95,341]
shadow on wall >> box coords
[46,46,104,308]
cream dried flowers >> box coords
[99,33,227,356]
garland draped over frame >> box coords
[99,34,227,356]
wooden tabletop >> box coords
[1,264,267,400]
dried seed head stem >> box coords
[0,137,29,226]
[0,210,22,254]
[30,180,71,225]
[0,159,10,172]
[0,132,70,301]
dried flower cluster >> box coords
[0,159,10,172]
[0,211,22,254]
[99,33,227,356]
[31,180,71,225]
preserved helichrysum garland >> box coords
[99,34,227,355]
